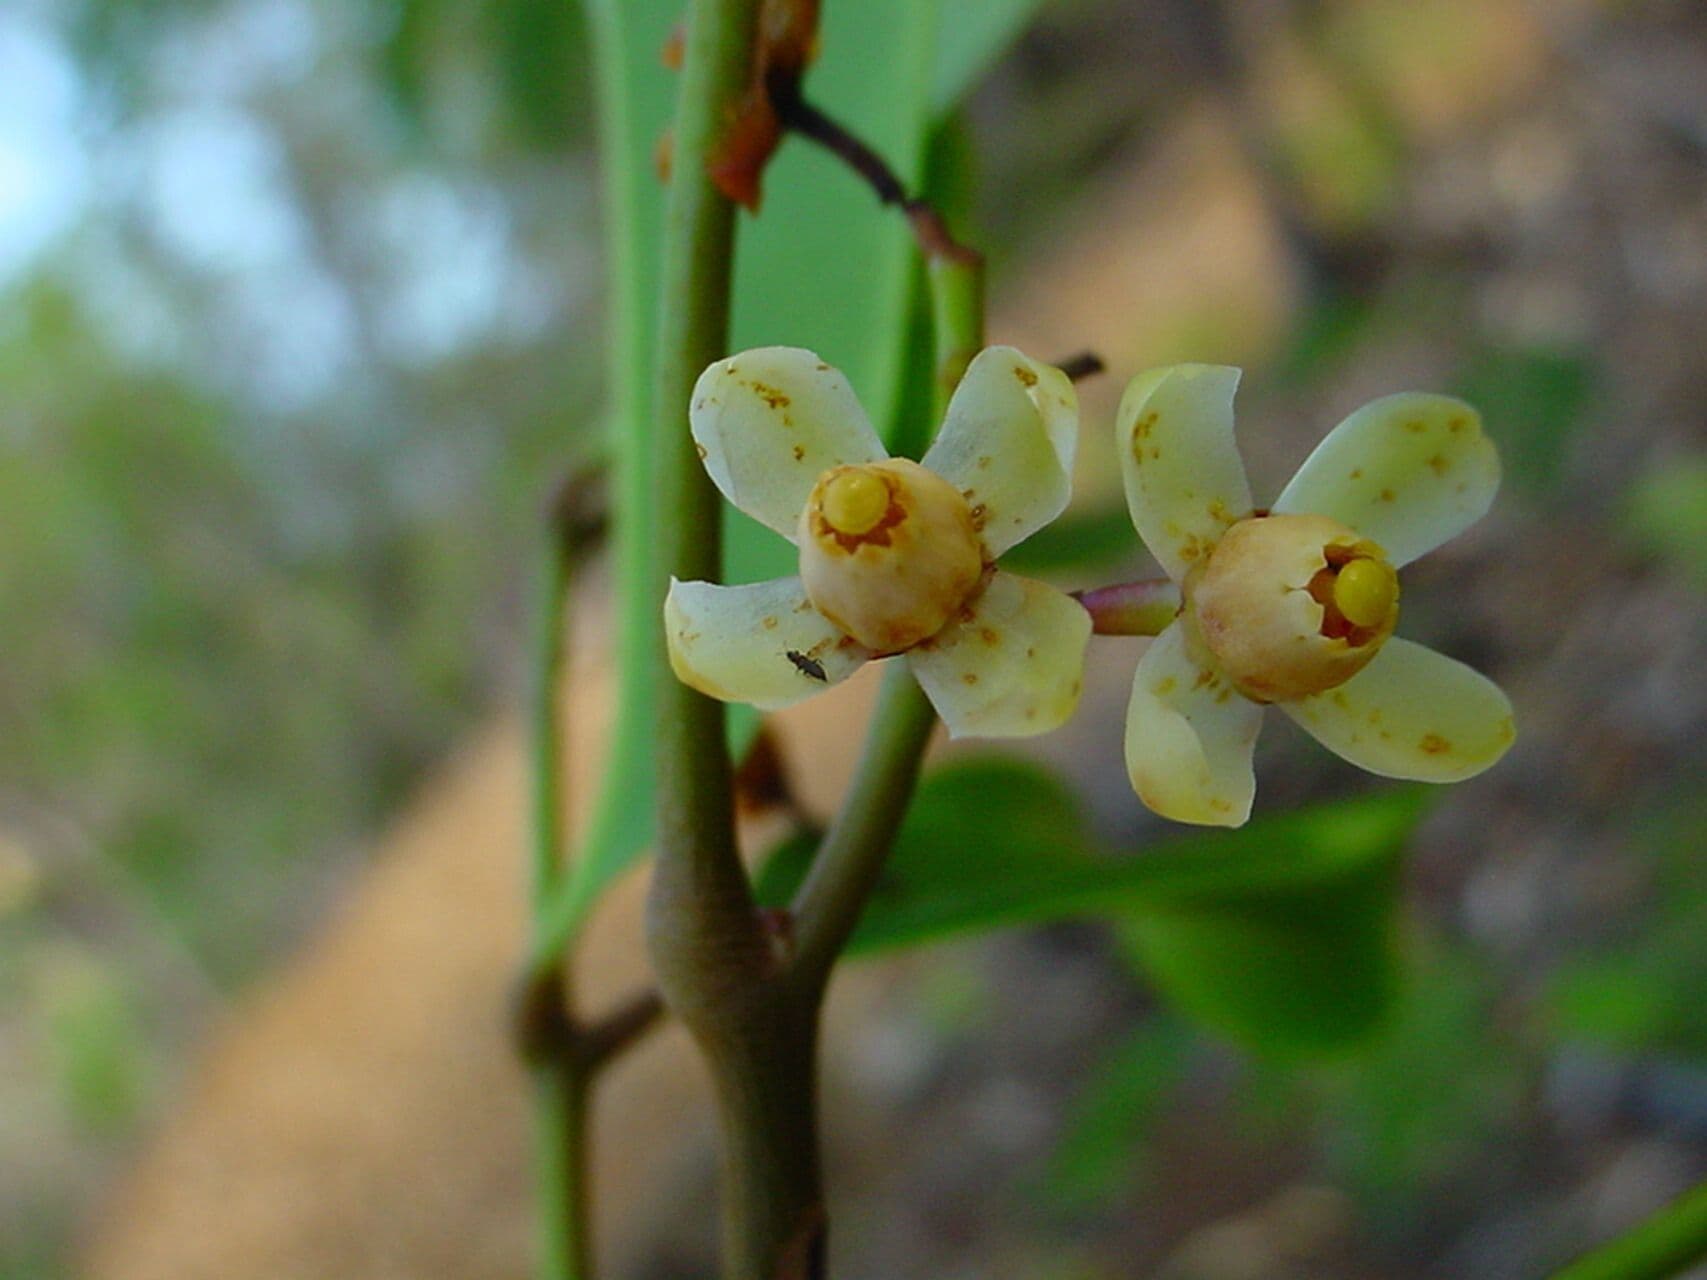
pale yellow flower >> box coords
[666,346,1091,737]
[1118,365,1516,826]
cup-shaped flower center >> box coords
[1187,512,1400,702]
[798,459,985,653]
[1330,557,1399,629]
[819,468,890,537]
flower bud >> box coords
[1187,513,1399,702]
[798,459,984,653]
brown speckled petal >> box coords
[1123,618,1263,827]
[664,576,869,710]
[1117,365,1254,582]
[690,348,887,542]
[907,571,1090,739]
[922,347,1079,557]
[1281,637,1515,781]
[1273,393,1499,567]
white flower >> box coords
[1118,365,1516,826]
[666,346,1092,738]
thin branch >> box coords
[770,75,981,265]
[524,469,592,1280]
[581,988,667,1069]
[1053,351,1107,383]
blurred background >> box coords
[1,0,1703,1277]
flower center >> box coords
[819,468,890,537]
[1330,557,1398,630]
[797,459,985,654]
[1186,513,1400,702]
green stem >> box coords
[928,255,984,417]
[1549,1181,1707,1280]
[641,2,822,1276]
[644,0,769,1022]
[533,1049,591,1280]
[789,664,936,993]
[526,520,591,1280]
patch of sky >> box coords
[0,14,87,287]
[362,172,514,365]
[152,0,320,101]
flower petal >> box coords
[1117,364,1254,582]
[665,576,869,710]
[922,346,1079,556]
[690,348,887,541]
[1272,393,1499,566]
[1281,637,1515,781]
[1123,618,1264,827]
[906,571,1090,738]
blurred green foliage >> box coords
[1621,456,1707,590]
[1454,346,1598,499]
[1550,796,1707,1057]
[758,757,1423,1052]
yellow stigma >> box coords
[1332,557,1399,629]
[820,468,889,536]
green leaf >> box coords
[756,761,1422,1055]
[757,757,1424,958]
[1119,844,1402,1058]
[996,504,1137,574]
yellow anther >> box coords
[820,468,889,536]
[1333,557,1398,629]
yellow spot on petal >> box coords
[1379,488,1396,502]
[1420,733,1451,755]
[762,616,778,630]
[1014,365,1038,388]
[962,672,979,685]
[1154,676,1177,695]
[1427,454,1450,476]
[1404,419,1427,434]
[979,627,1000,647]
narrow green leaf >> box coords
[931,0,1050,111]
[755,757,1426,962]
